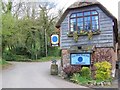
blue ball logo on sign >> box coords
[78,57,83,62]
[51,34,59,46]
[52,36,58,42]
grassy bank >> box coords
[4,56,61,62]
[35,56,61,62]
[0,59,8,65]
[0,59,12,69]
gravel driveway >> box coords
[1,61,88,88]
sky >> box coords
[3,0,120,20]
[52,0,120,20]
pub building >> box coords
[55,0,118,77]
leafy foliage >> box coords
[48,47,61,56]
[2,2,61,61]
[70,73,80,84]
[63,65,81,77]
[80,67,91,79]
[2,50,14,61]
[73,31,78,42]
[70,73,90,85]
[94,61,112,81]
[87,30,93,40]
[0,59,8,65]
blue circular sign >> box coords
[52,36,58,42]
[78,57,83,62]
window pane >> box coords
[70,27,74,32]
[84,11,90,16]
[78,26,83,31]
[70,18,76,23]
[77,23,83,27]
[70,19,76,31]
[91,11,98,15]
[92,20,98,26]
[71,14,76,18]
[77,12,83,17]
[70,23,76,31]
[84,21,91,30]
[84,16,90,21]
[92,23,98,31]
[77,18,83,22]
[92,25,98,31]
[92,16,98,20]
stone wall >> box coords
[61,47,117,77]
[61,49,70,67]
[92,48,117,69]
[118,49,120,60]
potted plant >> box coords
[73,31,79,42]
[88,30,93,40]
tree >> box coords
[38,2,57,57]
[2,1,61,61]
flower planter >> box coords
[67,30,101,37]
[50,64,58,75]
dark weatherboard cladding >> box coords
[56,1,118,49]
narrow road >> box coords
[1,61,88,88]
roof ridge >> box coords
[68,0,99,9]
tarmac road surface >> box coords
[1,61,88,88]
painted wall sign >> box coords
[70,53,91,65]
[51,34,59,46]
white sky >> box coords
[53,0,120,20]
[4,0,120,20]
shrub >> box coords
[94,61,112,81]
[63,65,81,77]
[13,55,29,61]
[70,73,90,85]
[70,73,80,84]
[78,76,90,85]
[2,50,29,61]
[48,47,61,57]
[2,51,15,60]
[80,67,91,79]
[0,59,8,65]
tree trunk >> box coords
[35,54,37,60]
[45,28,48,57]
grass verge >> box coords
[0,59,12,69]
[35,56,61,62]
